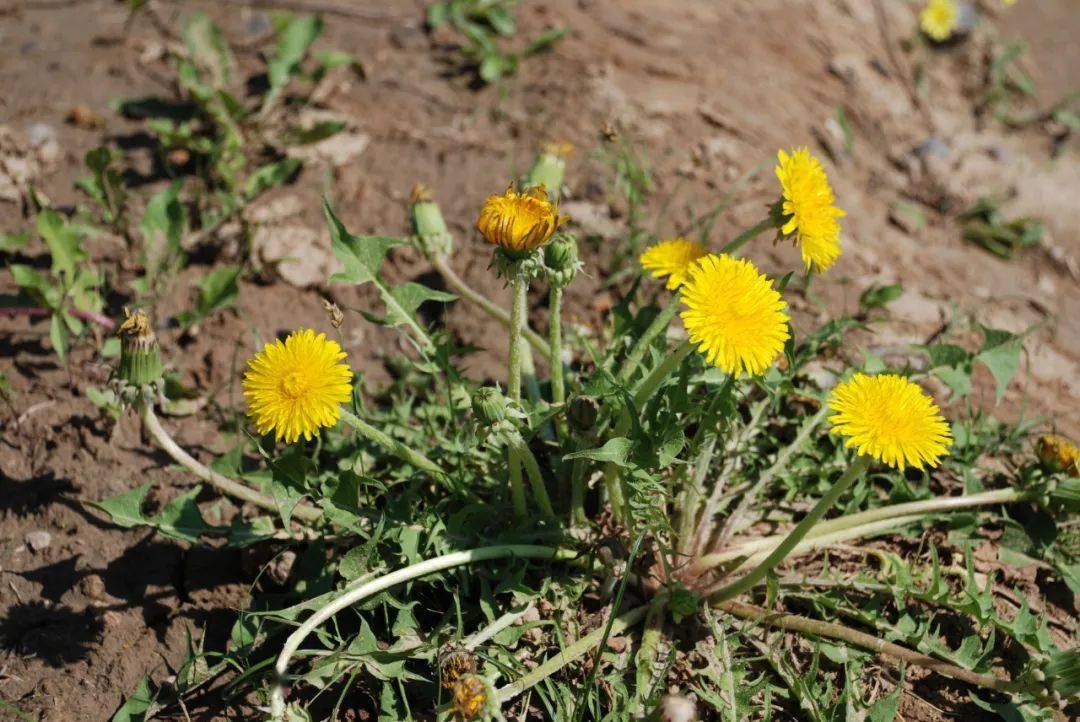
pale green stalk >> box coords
[507,275,529,517]
[270,545,570,719]
[494,603,650,703]
[709,455,872,602]
[676,434,717,555]
[514,434,556,520]
[719,216,776,255]
[338,408,448,483]
[549,285,566,407]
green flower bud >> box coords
[472,387,508,426]
[117,309,163,387]
[526,141,573,196]
[410,183,453,257]
[567,394,599,434]
[544,232,580,288]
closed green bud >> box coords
[472,387,508,426]
[117,309,162,387]
[667,583,699,623]
[410,183,453,257]
[544,233,580,288]
[526,141,572,196]
[567,394,599,434]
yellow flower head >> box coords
[451,674,488,720]
[829,373,953,470]
[920,0,958,41]
[242,329,353,444]
[680,254,790,377]
[1037,435,1080,477]
[776,148,846,272]
[640,237,709,290]
[476,184,565,255]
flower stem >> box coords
[430,255,551,358]
[719,216,777,255]
[338,408,448,483]
[549,285,566,407]
[463,603,534,651]
[513,433,556,519]
[694,486,1032,574]
[617,293,681,385]
[709,455,872,602]
[269,545,570,719]
[715,600,1015,692]
[506,274,529,518]
[139,402,323,524]
[569,449,587,527]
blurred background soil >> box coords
[0,0,1077,719]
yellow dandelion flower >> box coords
[242,329,353,444]
[680,254,790,377]
[920,0,958,41]
[1002,0,1017,6]
[640,237,709,290]
[1037,435,1080,477]
[829,373,953,470]
[776,148,846,272]
[476,184,565,254]
[451,674,488,720]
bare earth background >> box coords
[0,0,1077,719]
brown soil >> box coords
[0,1,1077,720]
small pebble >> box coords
[25,530,52,552]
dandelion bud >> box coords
[477,184,565,258]
[117,309,163,387]
[1037,435,1080,477]
[544,233,580,288]
[451,674,489,720]
[410,183,453,258]
[567,395,599,434]
[526,141,573,196]
[472,387,509,426]
[438,644,477,689]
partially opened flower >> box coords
[920,0,958,41]
[680,254,790,377]
[775,148,845,272]
[243,329,353,444]
[640,237,708,290]
[829,373,952,470]
[476,184,565,255]
[1037,434,1080,477]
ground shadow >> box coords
[0,601,104,667]
[0,470,76,518]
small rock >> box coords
[268,550,297,585]
[253,224,339,288]
[562,200,620,239]
[26,122,56,148]
[25,530,52,552]
[656,694,698,722]
[80,573,106,600]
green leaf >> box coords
[266,15,323,106]
[182,13,234,88]
[176,265,242,327]
[9,264,52,303]
[920,343,970,369]
[326,202,401,285]
[283,120,345,145]
[37,209,85,278]
[244,157,301,200]
[0,231,30,252]
[866,674,903,722]
[49,312,69,363]
[975,326,1023,402]
[111,675,154,722]
[153,487,213,543]
[139,181,187,281]
[859,283,903,310]
[93,483,154,529]
[383,282,456,327]
[564,437,634,466]
[268,450,312,528]
[932,365,972,398]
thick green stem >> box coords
[617,293,681,385]
[507,275,529,518]
[569,451,587,527]
[270,545,570,719]
[431,255,551,358]
[338,408,448,483]
[140,402,323,524]
[716,600,1015,693]
[709,455,872,602]
[514,434,556,519]
[549,285,566,407]
[494,603,650,703]
[720,216,777,255]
